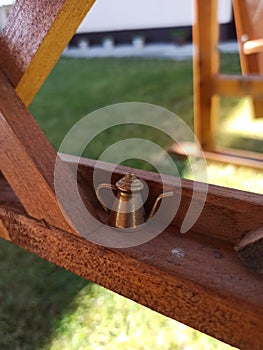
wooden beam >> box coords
[232,0,263,118]
[169,142,263,170]
[232,0,260,73]
[62,154,263,245]
[193,0,219,151]
[0,68,79,234]
[243,38,263,55]
[0,200,262,350]
[214,74,263,97]
[0,0,96,106]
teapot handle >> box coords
[96,184,118,213]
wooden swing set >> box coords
[0,1,262,349]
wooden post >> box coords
[193,0,219,151]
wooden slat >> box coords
[0,68,79,234]
[214,74,263,97]
[169,141,263,170]
[232,0,261,73]
[232,0,263,118]
[243,38,263,55]
[0,202,262,350]
[192,0,219,151]
[0,0,96,106]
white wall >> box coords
[77,0,232,33]
[0,5,12,30]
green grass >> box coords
[30,58,194,151]
[1,54,262,350]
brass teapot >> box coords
[96,173,173,229]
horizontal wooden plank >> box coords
[169,142,263,170]
[214,74,263,97]
[61,154,263,245]
[0,203,262,350]
[243,39,263,55]
[0,0,96,106]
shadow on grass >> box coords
[0,238,89,350]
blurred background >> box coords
[0,1,262,349]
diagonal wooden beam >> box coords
[0,68,80,234]
[0,0,96,106]
[232,0,263,118]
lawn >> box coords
[0,54,262,350]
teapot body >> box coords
[109,190,145,229]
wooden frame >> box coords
[193,0,263,168]
[232,0,263,118]
[0,1,262,349]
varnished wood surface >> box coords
[232,0,263,118]
[232,0,263,73]
[0,202,262,350]
[0,69,77,234]
[61,154,263,245]
[193,0,219,150]
[0,0,96,106]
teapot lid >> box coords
[116,173,144,192]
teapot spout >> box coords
[147,191,174,220]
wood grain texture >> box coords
[193,0,219,151]
[60,154,263,245]
[0,69,78,234]
[0,204,262,350]
[0,0,96,106]
[235,226,263,274]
